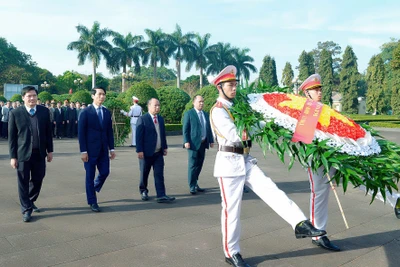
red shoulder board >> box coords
[215,101,223,108]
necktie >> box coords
[97,107,103,124]
[199,111,206,138]
[30,108,35,116]
[153,115,157,124]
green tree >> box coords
[70,90,92,104]
[139,29,171,85]
[10,94,23,102]
[124,81,158,112]
[55,71,84,94]
[67,21,114,88]
[339,46,360,114]
[319,49,335,105]
[180,75,209,97]
[157,86,190,123]
[281,62,294,88]
[206,42,235,75]
[311,41,342,73]
[232,48,257,84]
[259,55,278,86]
[38,91,53,102]
[391,70,400,115]
[182,85,218,117]
[167,24,196,89]
[109,32,145,92]
[186,33,215,89]
[0,95,7,102]
[298,51,315,81]
[366,55,386,114]
[84,74,109,91]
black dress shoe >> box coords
[22,211,32,222]
[312,236,341,251]
[190,190,197,195]
[157,195,176,203]
[394,198,400,219]
[89,203,100,212]
[294,220,326,239]
[32,203,40,213]
[141,192,149,201]
[225,253,251,267]
[196,185,205,192]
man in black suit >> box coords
[78,86,116,212]
[8,86,53,222]
[183,95,214,194]
[67,102,77,138]
[136,98,175,203]
[53,101,64,139]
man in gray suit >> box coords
[183,95,214,194]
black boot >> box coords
[312,236,341,251]
[295,220,326,239]
[225,253,251,267]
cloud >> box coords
[348,38,383,49]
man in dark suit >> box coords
[183,95,214,194]
[67,102,77,138]
[78,86,115,212]
[136,98,175,203]
[8,86,53,222]
[53,101,63,139]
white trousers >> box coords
[217,157,307,258]
[130,123,137,146]
[359,185,400,208]
[307,166,336,240]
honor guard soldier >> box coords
[121,96,142,147]
[209,66,327,267]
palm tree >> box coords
[206,42,236,75]
[232,48,257,84]
[67,21,113,88]
[139,29,171,85]
[108,32,145,92]
[166,24,196,88]
[186,33,216,88]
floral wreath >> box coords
[231,83,400,203]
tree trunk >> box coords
[199,67,203,88]
[153,62,157,85]
[176,59,181,88]
[122,65,126,92]
[92,61,96,89]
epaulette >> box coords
[215,101,223,108]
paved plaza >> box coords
[0,129,399,267]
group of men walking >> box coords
[7,66,399,267]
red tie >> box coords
[153,115,157,124]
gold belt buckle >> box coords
[243,147,250,154]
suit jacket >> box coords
[67,107,77,122]
[183,108,214,151]
[53,108,63,123]
[136,113,167,157]
[8,105,54,162]
[78,105,114,158]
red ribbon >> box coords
[292,99,323,144]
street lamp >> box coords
[292,76,302,95]
[40,81,50,91]
[74,78,83,90]
[121,71,134,92]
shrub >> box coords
[38,91,53,103]
[157,86,190,124]
[70,90,92,104]
[124,82,158,113]
[10,94,22,102]
[103,97,130,147]
[0,95,7,102]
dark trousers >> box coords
[68,122,76,137]
[55,122,63,137]
[139,151,166,198]
[188,142,206,191]
[84,149,110,204]
[2,121,8,138]
[17,151,46,214]
[63,122,68,137]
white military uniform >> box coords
[123,103,142,146]
[211,96,307,258]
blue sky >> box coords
[1,0,399,84]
